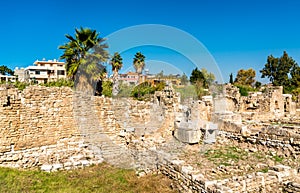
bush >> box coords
[235,84,256,96]
[131,82,165,100]
[40,79,74,88]
[117,82,135,97]
[13,81,30,90]
[238,86,249,96]
[102,81,112,97]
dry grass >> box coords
[0,163,176,193]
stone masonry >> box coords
[0,84,299,192]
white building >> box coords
[24,59,66,84]
[119,71,139,85]
[0,74,16,82]
[14,67,25,82]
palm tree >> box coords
[133,52,145,74]
[110,52,123,96]
[59,27,108,80]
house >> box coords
[0,74,16,82]
[119,71,139,85]
[24,59,66,84]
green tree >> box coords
[189,68,209,99]
[133,52,146,74]
[229,73,234,84]
[110,52,123,96]
[0,65,14,75]
[260,51,297,89]
[59,27,108,80]
[201,68,215,85]
[255,81,262,88]
[190,68,207,88]
[290,65,300,88]
[234,68,256,86]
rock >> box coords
[41,164,52,172]
[81,160,90,166]
[52,163,63,171]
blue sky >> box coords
[1,0,300,83]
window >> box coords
[35,71,40,75]
[57,70,65,75]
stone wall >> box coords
[221,85,297,121]
[214,118,300,156]
[0,137,102,171]
[1,85,299,192]
[0,85,185,170]
[0,86,105,171]
[0,86,78,153]
[159,157,298,193]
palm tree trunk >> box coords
[112,70,119,96]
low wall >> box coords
[0,136,102,171]
[159,158,298,193]
[215,119,300,156]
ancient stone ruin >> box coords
[0,83,299,192]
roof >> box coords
[126,71,138,75]
[25,66,54,70]
[34,59,65,65]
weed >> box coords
[259,168,269,173]
[273,155,284,163]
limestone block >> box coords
[41,164,52,172]
[174,126,201,144]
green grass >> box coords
[0,163,175,193]
[273,155,284,163]
[204,146,248,166]
[259,168,269,173]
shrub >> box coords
[102,81,112,97]
[40,79,74,88]
[131,81,165,100]
[13,81,30,90]
[235,84,256,96]
[117,83,135,97]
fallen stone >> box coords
[41,164,52,172]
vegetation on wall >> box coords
[235,84,256,96]
[131,82,165,100]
